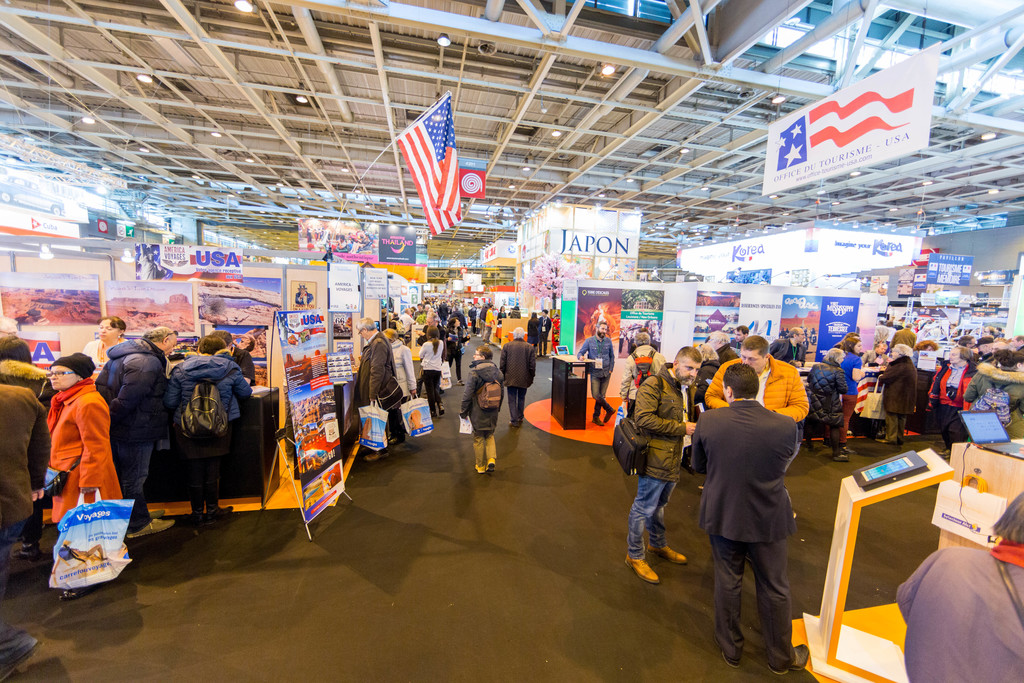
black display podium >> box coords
[551,355,590,430]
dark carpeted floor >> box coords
[6,340,945,681]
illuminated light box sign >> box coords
[377,225,417,265]
[0,211,79,239]
[517,204,641,280]
[480,239,517,265]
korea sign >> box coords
[764,51,938,195]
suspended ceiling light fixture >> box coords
[120,248,134,263]
[295,95,309,104]
[234,0,254,12]
[81,116,95,125]
[771,94,786,105]
[39,244,54,260]
[437,34,451,47]
[600,64,616,76]
[550,129,561,137]
[211,131,223,138]
[980,132,997,141]
[136,74,153,84]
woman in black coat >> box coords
[526,313,540,347]
[806,348,850,461]
[878,343,918,446]
[693,343,720,407]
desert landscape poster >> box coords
[0,272,101,325]
[103,280,196,334]
[197,277,281,326]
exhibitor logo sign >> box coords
[376,226,417,264]
[732,243,765,263]
[872,239,903,257]
[826,321,851,335]
[579,289,610,297]
[826,301,855,316]
[783,296,819,310]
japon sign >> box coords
[763,51,939,195]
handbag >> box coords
[44,459,81,497]
[50,492,132,590]
[376,374,404,411]
[860,384,886,420]
[440,363,453,390]
[612,416,649,476]
[401,398,433,437]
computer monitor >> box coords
[959,410,1011,444]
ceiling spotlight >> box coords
[139,147,148,153]
[921,180,933,186]
[295,95,309,104]
[981,132,997,141]
[782,212,790,216]
[522,166,531,172]
[96,186,108,195]
[211,131,223,138]
[192,174,200,179]
[597,193,606,198]
[726,206,734,210]
[817,188,826,195]
[601,64,616,77]
[888,207,898,212]
[680,148,690,154]
[771,94,786,105]
[831,201,840,206]
[988,188,999,194]
[136,74,153,84]
[39,244,54,260]
[101,166,112,171]
[81,116,95,125]
[234,0,254,12]
[769,194,779,199]
[245,157,255,163]
[550,130,562,137]
[437,34,451,47]
[626,178,635,183]
[701,186,709,191]
[508,184,515,189]
[120,248,134,263]
[849,170,861,177]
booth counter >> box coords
[551,355,591,430]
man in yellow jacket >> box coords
[704,335,809,424]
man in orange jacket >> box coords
[704,335,809,423]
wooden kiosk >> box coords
[939,441,1024,550]
[802,449,953,683]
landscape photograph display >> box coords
[197,277,281,326]
[0,273,100,325]
[693,291,740,343]
[103,280,195,334]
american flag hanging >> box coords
[396,93,462,236]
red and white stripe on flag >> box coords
[396,93,462,236]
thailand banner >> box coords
[816,296,860,361]
[763,50,938,195]
[276,309,345,524]
[377,225,417,264]
[135,244,243,282]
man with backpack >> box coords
[96,326,178,538]
[625,347,700,585]
[499,327,536,427]
[619,332,665,416]
[461,344,504,474]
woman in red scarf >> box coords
[46,353,121,526]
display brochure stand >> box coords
[275,429,353,542]
[939,442,1024,550]
[803,449,953,683]
[551,355,590,429]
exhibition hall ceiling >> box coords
[0,0,1022,263]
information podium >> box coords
[803,449,953,683]
[551,355,590,430]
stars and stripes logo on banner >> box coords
[762,50,938,196]
[396,93,462,236]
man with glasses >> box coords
[769,327,808,367]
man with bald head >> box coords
[768,328,807,367]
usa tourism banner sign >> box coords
[763,51,938,195]
[135,244,243,282]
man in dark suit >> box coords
[537,310,552,357]
[691,363,809,675]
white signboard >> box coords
[764,51,939,195]
[0,211,80,239]
[328,262,360,311]
[480,239,517,264]
[464,273,483,288]
[363,267,388,299]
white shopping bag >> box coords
[402,398,434,437]
[358,402,388,451]
[50,492,132,590]
[459,416,473,435]
[440,364,453,390]
[931,478,1007,546]
[615,403,627,428]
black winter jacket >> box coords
[694,358,720,406]
[806,359,848,426]
[96,338,169,443]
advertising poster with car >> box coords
[574,286,622,350]
[619,289,664,356]
[780,294,822,360]
[815,296,860,361]
[276,309,344,524]
[135,244,243,282]
[693,291,741,343]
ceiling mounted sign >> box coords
[458,158,486,199]
[763,50,939,195]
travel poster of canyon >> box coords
[0,273,101,325]
[103,280,196,334]
[197,277,281,326]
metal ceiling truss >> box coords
[0,0,1019,261]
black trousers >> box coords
[449,348,463,382]
[538,334,549,356]
[421,369,443,415]
[935,403,966,449]
[708,534,796,670]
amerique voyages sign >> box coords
[763,50,939,195]
[135,244,243,282]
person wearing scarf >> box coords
[898,491,1024,681]
[46,353,122,526]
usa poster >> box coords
[276,309,344,524]
[815,296,860,361]
[135,244,243,282]
[780,294,822,360]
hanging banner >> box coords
[363,268,388,299]
[134,244,242,282]
[926,253,974,285]
[298,218,378,262]
[328,262,361,312]
[458,158,487,200]
[816,296,860,361]
[377,225,418,264]
[975,269,1016,286]
[276,309,344,524]
[763,50,939,195]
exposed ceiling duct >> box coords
[292,7,355,124]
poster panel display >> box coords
[135,244,242,282]
[21,331,60,367]
[328,263,360,312]
[298,218,378,262]
[926,253,973,286]
[693,290,741,343]
[897,268,915,296]
[816,296,860,361]
[780,294,822,360]
[103,280,195,334]
[619,289,664,356]
[575,286,622,350]
[217,325,268,386]
[276,309,344,523]
[363,268,388,299]
[289,281,317,310]
[377,225,418,264]
[331,312,353,339]
[0,272,100,325]
[735,287,783,341]
[197,277,281,326]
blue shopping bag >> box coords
[50,492,132,590]
[615,403,627,428]
[358,402,388,451]
[401,398,434,437]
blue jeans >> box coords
[590,373,613,417]
[112,441,155,532]
[507,386,527,424]
[627,476,676,559]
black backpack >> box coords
[181,378,229,439]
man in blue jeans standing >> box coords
[0,385,50,676]
[625,347,699,584]
[577,321,616,426]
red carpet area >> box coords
[523,397,623,446]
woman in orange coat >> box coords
[46,354,121,525]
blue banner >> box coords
[926,253,973,285]
[816,296,860,361]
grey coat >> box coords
[460,359,504,433]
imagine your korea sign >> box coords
[763,51,938,195]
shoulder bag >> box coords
[45,458,82,497]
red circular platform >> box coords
[523,397,623,446]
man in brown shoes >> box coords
[624,347,700,584]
